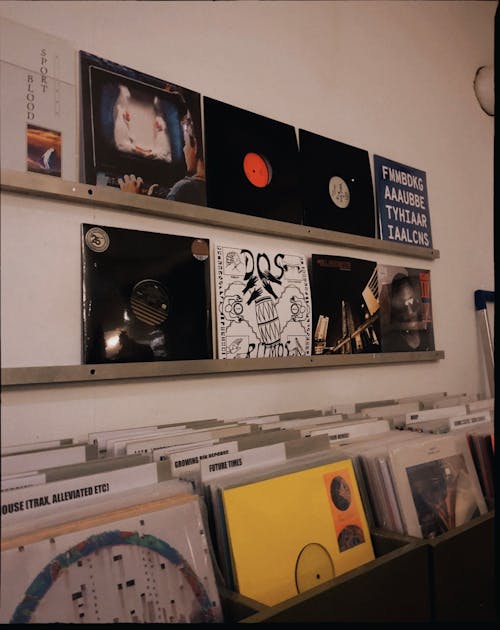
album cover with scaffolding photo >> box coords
[311,254,380,355]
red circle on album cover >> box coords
[243,152,272,188]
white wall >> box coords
[0,1,495,445]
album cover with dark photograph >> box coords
[299,130,376,237]
[82,224,212,363]
[79,51,206,206]
[203,97,302,224]
[388,434,487,539]
[311,254,380,355]
[378,265,435,353]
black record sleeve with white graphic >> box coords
[82,224,212,363]
[311,254,380,355]
[299,129,376,237]
[204,97,302,224]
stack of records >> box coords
[1,490,222,623]
[339,432,488,538]
[466,424,495,508]
[0,431,223,623]
[215,455,375,605]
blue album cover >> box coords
[80,51,206,206]
[373,155,432,248]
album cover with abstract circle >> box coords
[0,494,223,623]
[82,224,212,363]
[299,129,376,237]
[203,97,302,224]
[221,458,374,606]
[80,51,206,206]
[311,254,380,355]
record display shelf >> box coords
[0,169,440,259]
[2,351,445,387]
[1,167,444,387]
[221,529,432,623]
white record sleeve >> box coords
[215,243,312,359]
[0,17,77,180]
[387,433,487,538]
[0,494,222,623]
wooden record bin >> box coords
[367,511,496,623]
[424,510,496,622]
[221,512,497,623]
[220,530,432,623]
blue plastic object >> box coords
[474,290,494,311]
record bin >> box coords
[424,510,496,622]
[370,511,496,622]
[220,530,431,623]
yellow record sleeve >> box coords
[221,458,374,606]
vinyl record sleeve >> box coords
[204,97,302,223]
[0,494,222,623]
[378,264,435,352]
[299,129,376,237]
[82,224,212,363]
[124,424,251,456]
[388,434,487,538]
[405,405,468,427]
[221,458,374,606]
[215,243,312,358]
[0,18,77,180]
[2,443,97,476]
[79,51,206,205]
[311,254,380,355]
[336,431,427,532]
[373,154,432,248]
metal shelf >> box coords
[2,351,445,386]
[1,169,443,389]
[0,170,440,259]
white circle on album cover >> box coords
[329,176,350,208]
[85,227,110,252]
